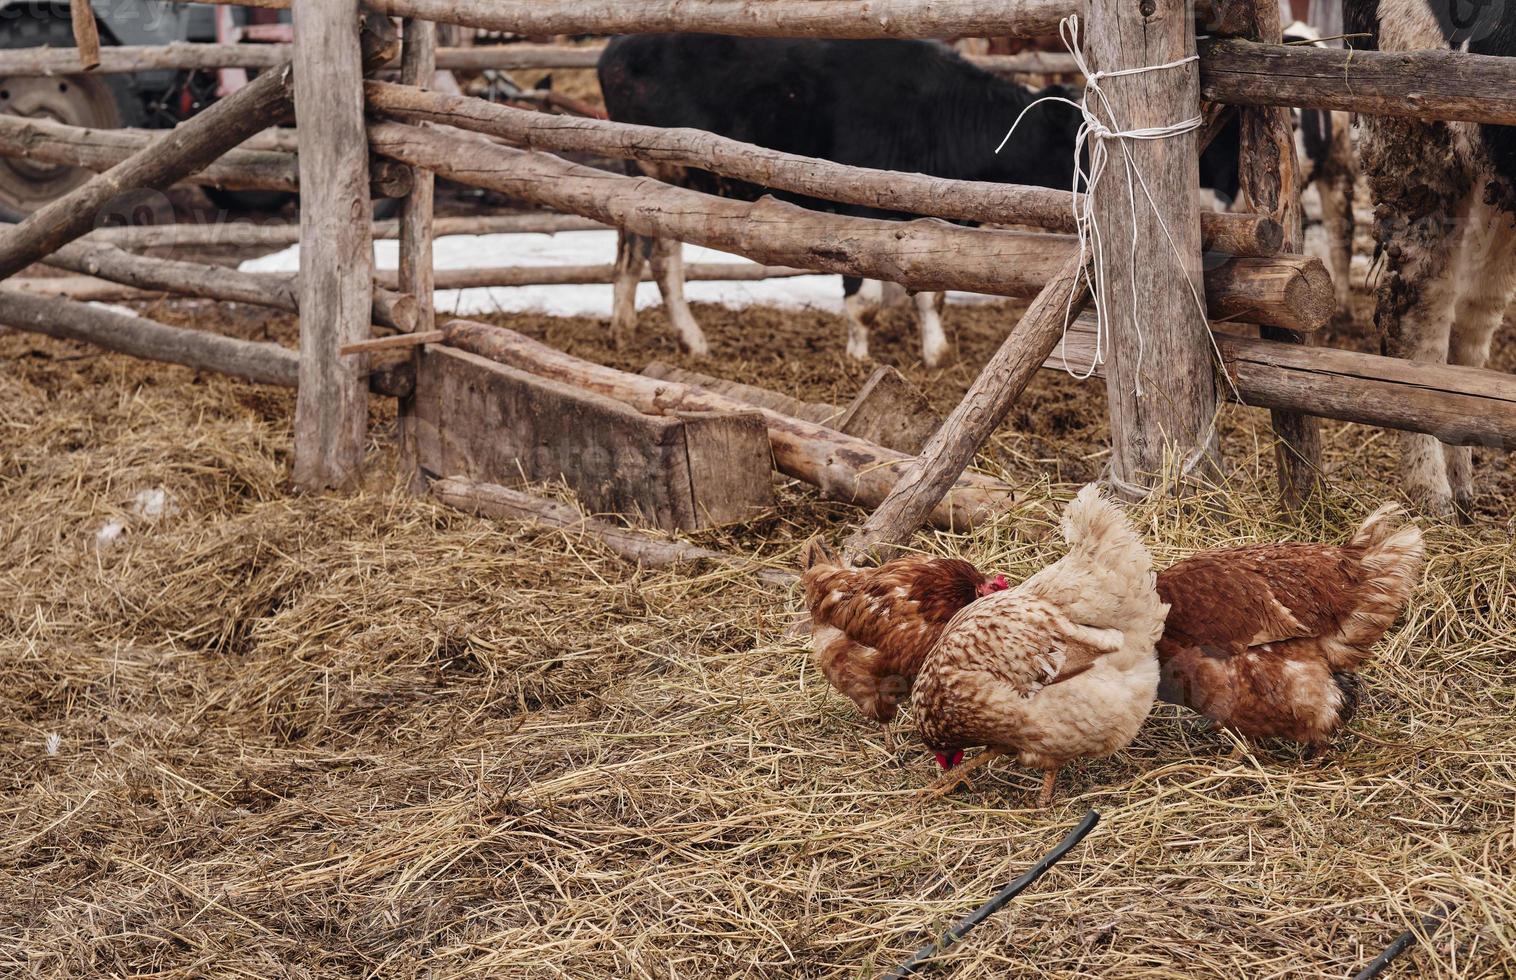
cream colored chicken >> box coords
[914,485,1168,806]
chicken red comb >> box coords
[990,574,1010,592]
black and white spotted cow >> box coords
[597,33,1083,366]
[1345,0,1515,519]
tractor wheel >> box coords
[0,11,144,221]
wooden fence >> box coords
[0,0,1510,558]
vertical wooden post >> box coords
[1237,0,1322,509]
[68,0,100,71]
[1086,0,1217,495]
[397,17,438,492]
[292,0,373,490]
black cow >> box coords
[598,33,1083,365]
[1345,1,1515,519]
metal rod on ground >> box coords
[1235,0,1322,510]
[845,252,1090,562]
[882,810,1101,980]
[1351,904,1455,980]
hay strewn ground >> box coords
[2,286,1514,978]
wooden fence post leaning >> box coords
[1086,0,1218,496]
[291,0,375,490]
[1235,0,1322,509]
[397,16,438,493]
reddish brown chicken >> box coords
[800,537,1007,747]
[1155,503,1424,751]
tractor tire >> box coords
[0,9,145,221]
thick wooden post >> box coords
[68,0,100,70]
[292,0,374,490]
[1236,0,1322,509]
[1086,0,1217,495]
[397,17,438,492]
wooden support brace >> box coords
[396,15,438,491]
[844,252,1090,561]
[68,0,100,71]
[1235,0,1321,510]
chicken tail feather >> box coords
[801,534,840,574]
[1335,505,1425,666]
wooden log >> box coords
[41,240,415,332]
[413,345,775,530]
[367,81,1281,258]
[0,289,297,386]
[378,262,815,291]
[68,0,100,71]
[291,0,376,490]
[0,112,300,192]
[1088,0,1217,496]
[365,0,1078,40]
[431,476,797,588]
[341,331,445,355]
[369,121,1326,330]
[1203,255,1331,331]
[78,213,608,250]
[0,44,605,76]
[1041,318,1516,447]
[967,51,1082,76]
[439,318,1018,530]
[1,274,157,302]
[642,361,941,454]
[845,252,1089,559]
[642,362,843,426]
[833,366,941,456]
[1199,38,1516,127]
[1234,0,1320,510]
[396,16,438,491]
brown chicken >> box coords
[800,537,1008,748]
[1155,503,1424,751]
[914,486,1169,805]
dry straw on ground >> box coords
[2,298,1513,978]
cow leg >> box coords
[1375,199,1469,518]
[1445,199,1516,520]
[841,277,883,362]
[611,228,652,348]
[913,290,949,368]
[649,236,709,356]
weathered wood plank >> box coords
[367,81,1282,258]
[416,346,772,530]
[833,366,941,455]
[368,120,1328,331]
[68,0,100,71]
[365,0,1078,41]
[1200,38,1516,127]
[440,319,1021,530]
[291,0,373,490]
[1088,0,1217,495]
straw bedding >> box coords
[2,294,1513,978]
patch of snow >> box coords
[239,230,1002,319]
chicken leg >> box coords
[917,747,1005,800]
[1037,767,1060,808]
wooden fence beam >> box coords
[378,262,815,291]
[1087,0,1217,496]
[291,0,376,490]
[367,81,1282,258]
[1234,0,1321,510]
[0,43,606,75]
[365,0,1077,40]
[397,15,438,493]
[1199,38,1516,127]
[369,121,1327,330]
[438,319,1023,530]
[845,252,1090,560]
[81,213,607,250]
[0,290,298,386]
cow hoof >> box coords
[1454,490,1476,525]
[1407,485,1457,522]
[682,334,711,358]
[922,340,949,369]
[846,341,870,362]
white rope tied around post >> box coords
[995,14,1233,485]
